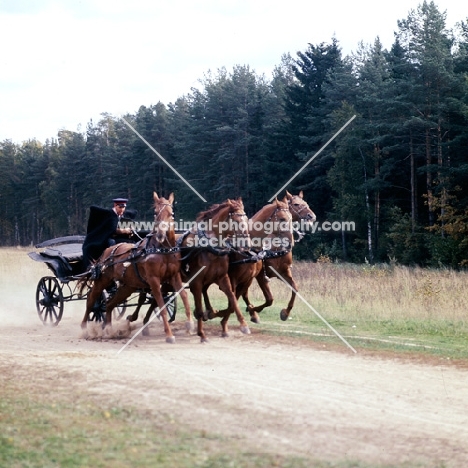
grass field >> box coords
[204,257,468,361]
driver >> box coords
[82,197,135,269]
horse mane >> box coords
[252,198,288,221]
[196,198,243,222]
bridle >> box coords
[225,209,251,250]
[288,198,315,242]
[264,207,293,234]
[151,201,174,244]
[154,202,174,222]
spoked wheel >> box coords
[112,300,127,321]
[88,292,106,323]
[88,290,127,323]
[161,292,177,323]
[36,277,64,326]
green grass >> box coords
[0,377,436,468]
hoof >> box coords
[207,309,216,320]
[200,336,209,343]
[185,320,195,334]
[280,309,289,321]
[103,324,114,338]
[86,322,103,339]
[240,326,251,335]
[221,332,229,338]
[166,336,176,344]
[250,313,260,324]
[142,326,150,336]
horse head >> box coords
[196,198,249,249]
[153,191,175,244]
[285,191,316,228]
[249,198,293,251]
[270,197,293,235]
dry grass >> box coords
[204,259,468,323]
[204,258,468,358]
[289,262,468,322]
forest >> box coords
[1,1,468,267]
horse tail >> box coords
[76,261,102,297]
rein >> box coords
[293,227,305,243]
[89,230,180,279]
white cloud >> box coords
[1,0,466,143]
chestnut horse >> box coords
[241,192,316,321]
[79,192,192,343]
[206,197,292,324]
[285,190,316,241]
[178,198,252,342]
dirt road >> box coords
[1,300,467,467]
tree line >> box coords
[1,1,468,267]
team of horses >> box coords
[79,191,316,343]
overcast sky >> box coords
[1,0,466,144]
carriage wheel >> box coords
[112,300,127,321]
[88,291,127,323]
[162,292,177,323]
[36,277,64,326]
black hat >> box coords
[113,198,128,206]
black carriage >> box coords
[28,235,177,326]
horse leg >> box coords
[241,271,275,320]
[207,284,229,320]
[241,288,255,316]
[241,289,261,323]
[203,285,216,320]
[103,284,135,338]
[237,282,260,324]
[171,275,194,334]
[277,267,298,321]
[190,281,208,343]
[217,275,250,337]
[208,270,243,321]
[147,277,175,344]
[126,291,148,322]
[140,298,158,336]
[80,276,113,339]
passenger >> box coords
[82,197,135,269]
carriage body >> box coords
[28,236,177,326]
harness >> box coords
[176,209,250,257]
[228,206,293,265]
[288,199,315,243]
[89,201,181,284]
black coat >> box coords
[82,206,137,267]
[82,206,119,267]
